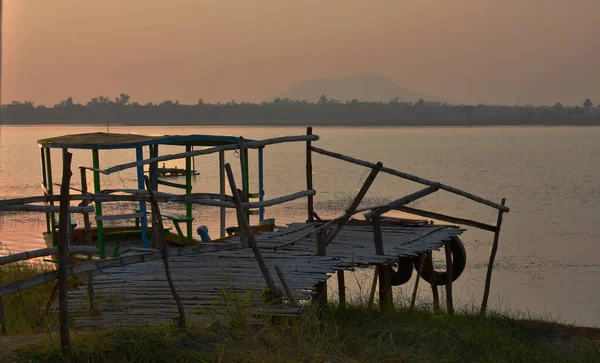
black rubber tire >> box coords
[413,236,466,286]
[388,257,414,286]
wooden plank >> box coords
[274,265,297,306]
[310,145,509,213]
[394,206,496,232]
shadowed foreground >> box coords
[4,304,600,363]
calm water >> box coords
[1,125,599,326]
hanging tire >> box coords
[413,236,467,286]
[388,257,414,286]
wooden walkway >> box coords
[66,222,464,328]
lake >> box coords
[1,125,599,327]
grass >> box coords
[0,242,57,335]
[1,242,599,362]
[3,300,600,363]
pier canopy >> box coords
[37,132,253,150]
[37,132,262,258]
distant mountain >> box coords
[272,74,443,103]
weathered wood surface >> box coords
[62,222,463,328]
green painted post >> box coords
[92,149,105,259]
[185,145,192,242]
[44,148,57,246]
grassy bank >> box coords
[3,303,600,362]
[1,244,599,362]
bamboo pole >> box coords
[426,252,440,314]
[392,206,497,232]
[410,254,426,310]
[323,161,383,248]
[185,145,193,242]
[0,246,97,266]
[57,149,72,357]
[274,265,297,306]
[481,198,507,316]
[306,127,314,222]
[363,186,439,220]
[310,146,509,213]
[144,176,186,329]
[100,134,320,175]
[0,205,94,213]
[224,163,281,298]
[372,216,384,255]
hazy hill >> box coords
[272,74,443,103]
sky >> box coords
[1,0,599,106]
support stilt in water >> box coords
[337,270,346,309]
[481,198,506,316]
[426,252,440,314]
[410,253,427,310]
[444,240,454,314]
[378,263,393,312]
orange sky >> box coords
[1,0,599,106]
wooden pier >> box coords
[0,128,508,356]
[65,222,463,327]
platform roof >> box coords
[38,132,253,150]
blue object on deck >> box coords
[197,225,211,242]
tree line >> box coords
[1,94,599,126]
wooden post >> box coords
[258,147,265,222]
[224,164,281,298]
[144,176,186,329]
[274,265,297,306]
[136,147,150,248]
[40,148,51,233]
[378,264,393,313]
[481,198,506,316]
[444,240,454,314]
[238,137,249,223]
[372,215,392,312]
[337,270,346,309]
[79,168,96,315]
[58,149,72,357]
[219,150,226,238]
[306,127,314,222]
[185,145,193,242]
[368,266,378,310]
[372,216,384,255]
[410,253,427,310]
[45,148,57,246]
[92,149,105,259]
[313,228,327,306]
[426,252,440,314]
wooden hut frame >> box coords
[37,133,269,258]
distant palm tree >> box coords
[583,98,593,110]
